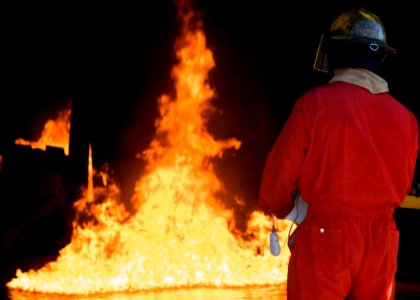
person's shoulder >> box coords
[386,93,416,113]
[386,94,419,125]
[297,82,339,102]
[306,81,345,94]
[293,84,333,112]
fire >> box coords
[7,2,292,296]
[15,107,71,156]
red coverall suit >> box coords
[259,68,419,299]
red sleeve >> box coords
[258,94,312,219]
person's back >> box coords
[258,8,419,300]
[295,74,418,209]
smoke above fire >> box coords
[7,1,292,296]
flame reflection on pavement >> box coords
[8,285,286,300]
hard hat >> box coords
[313,8,396,74]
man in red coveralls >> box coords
[258,8,419,300]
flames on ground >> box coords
[15,108,71,156]
[7,2,292,295]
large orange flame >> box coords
[15,108,71,156]
[7,3,292,296]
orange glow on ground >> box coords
[7,3,292,296]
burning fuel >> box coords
[7,2,292,296]
[15,108,71,156]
